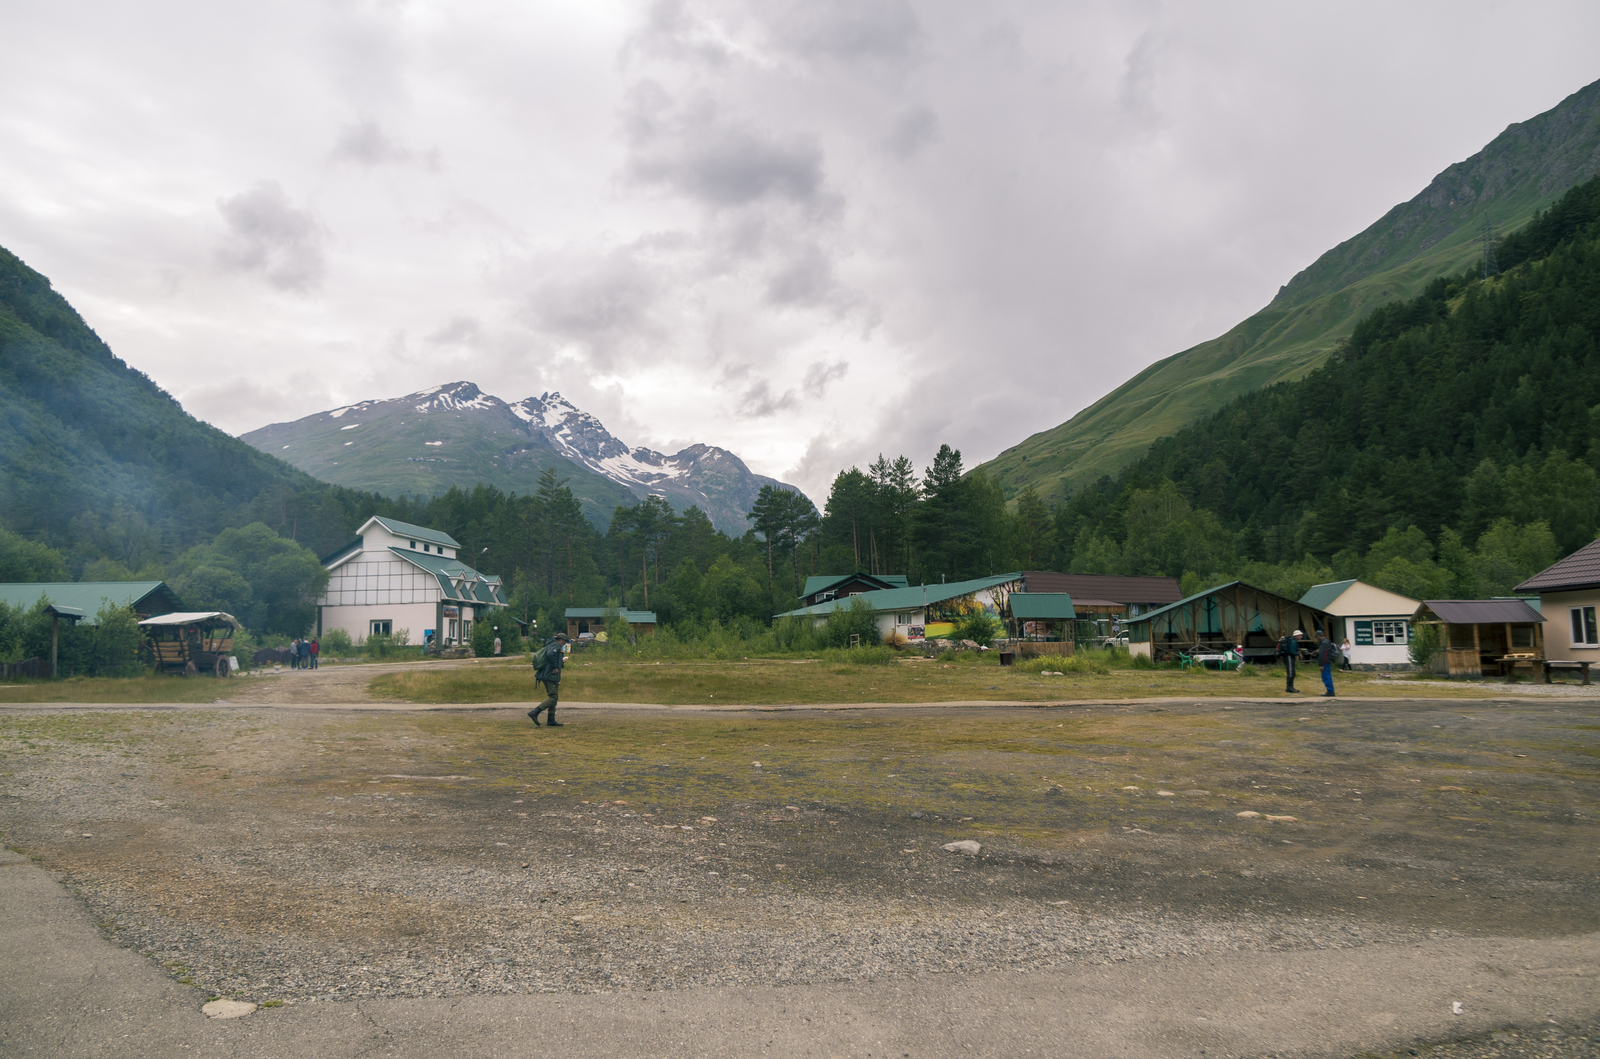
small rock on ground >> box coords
[201,999,256,1019]
[942,840,981,855]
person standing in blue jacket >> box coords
[1316,630,1338,697]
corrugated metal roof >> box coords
[0,582,183,623]
[139,612,239,627]
[800,573,905,597]
[777,574,1022,618]
[1009,593,1077,620]
[320,537,364,567]
[369,516,460,549]
[1514,537,1600,593]
[566,608,658,623]
[387,548,507,606]
[1421,599,1544,624]
[1128,581,1333,627]
[1020,572,1182,605]
[1299,579,1358,611]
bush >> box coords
[1130,653,1157,670]
[823,596,880,649]
[1408,623,1442,669]
[321,628,354,654]
[954,611,1000,647]
[470,620,496,658]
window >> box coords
[370,620,392,637]
[896,613,914,625]
[1572,606,1599,647]
[409,540,417,549]
[424,543,431,552]
[1372,620,1407,644]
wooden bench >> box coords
[1499,653,1541,683]
[1541,660,1592,686]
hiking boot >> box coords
[546,720,564,727]
[527,709,541,726]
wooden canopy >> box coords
[1127,581,1335,662]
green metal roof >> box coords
[371,516,460,549]
[566,608,658,623]
[0,582,184,623]
[800,573,910,597]
[777,574,1022,618]
[387,549,507,606]
[1009,593,1077,620]
[1298,579,1358,611]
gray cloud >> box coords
[737,378,798,418]
[802,358,848,398]
[885,105,940,158]
[623,81,826,209]
[426,315,482,346]
[214,181,326,293]
[521,247,664,369]
[766,0,921,65]
[332,118,442,170]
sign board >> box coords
[907,625,925,642]
[1354,620,1373,646]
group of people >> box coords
[1274,629,1348,696]
[289,637,319,669]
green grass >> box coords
[370,653,1509,705]
[0,673,236,703]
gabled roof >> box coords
[1009,593,1077,620]
[1299,579,1359,611]
[1020,572,1182,605]
[566,608,658,623]
[321,537,364,567]
[364,516,460,549]
[387,548,507,606]
[1418,599,1543,624]
[800,573,908,597]
[0,582,184,623]
[1128,581,1333,627]
[777,574,1022,618]
[1515,537,1600,593]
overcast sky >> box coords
[3,1,1598,504]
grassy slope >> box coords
[978,78,1600,504]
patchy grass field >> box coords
[1,696,1596,1006]
[0,673,236,703]
[369,654,1518,705]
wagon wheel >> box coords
[215,655,230,679]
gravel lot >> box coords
[2,681,1597,1056]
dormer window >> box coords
[424,544,431,552]
[410,540,417,549]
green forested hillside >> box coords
[0,246,390,570]
[1046,175,1600,599]
[979,77,1600,504]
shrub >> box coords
[321,628,354,654]
[1130,653,1157,670]
[955,611,1000,647]
[1408,623,1442,669]
[824,596,880,649]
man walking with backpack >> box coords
[1277,629,1302,693]
[528,632,571,727]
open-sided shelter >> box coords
[1412,599,1545,678]
[1007,593,1077,657]
[565,608,657,639]
[1018,572,1180,617]
[1126,581,1335,663]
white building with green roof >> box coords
[1297,579,1420,668]
[317,516,506,649]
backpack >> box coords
[531,641,554,670]
[1276,635,1295,657]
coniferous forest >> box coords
[3,176,1600,654]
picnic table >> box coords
[1540,660,1593,685]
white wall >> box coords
[1346,613,1413,667]
[366,521,455,559]
[321,601,439,644]
[1542,588,1600,659]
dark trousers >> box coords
[1282,654,1297,689]
[531,680,560,721]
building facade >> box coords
[317,516,506,648]
[1515,537,1600,662]
[1298,579,1420,669]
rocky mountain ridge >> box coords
[242,382,803,534]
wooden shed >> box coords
[1412,599,1545,678]
[1007,593,1077,657]
[1126,581,1335,663]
